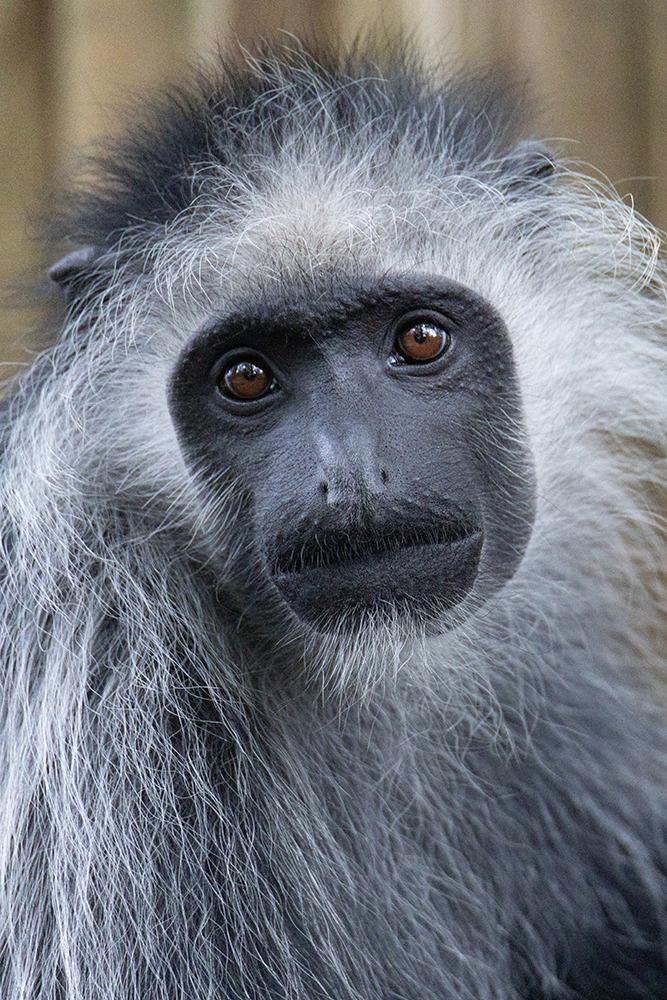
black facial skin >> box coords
[169,276,535,634]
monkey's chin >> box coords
[270,531,484,633]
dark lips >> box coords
[270,519,484,626]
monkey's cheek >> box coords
[270,532,483,630]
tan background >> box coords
[1,0,666,365]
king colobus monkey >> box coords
[0,43,666,1000]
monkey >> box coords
[0,41,665,1000]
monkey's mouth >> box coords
[273,515,473,574]
[269,515,483,627]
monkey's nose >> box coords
[317,463,389,517]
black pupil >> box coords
[221,360,274,401]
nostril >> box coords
[317,465,385,506]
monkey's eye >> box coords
[219,360,278,401]
[392,319,451,364]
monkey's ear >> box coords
[503,140,556,191]
[49,246,98,298]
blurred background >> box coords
[1,0,666,365]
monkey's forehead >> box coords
[143,151,555,332]
[148,164,486,296]
[46,46,564,336]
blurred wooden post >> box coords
[508,1,652,219]
[187,0,233,54]
[645,0,667,231]
[49,0,194,163]
[0,0,52,364]
[399,0,466,63]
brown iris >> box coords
[221,361,274,401]
[396,321,450,363]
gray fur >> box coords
[0,44,666,998]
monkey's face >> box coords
[169,275,535,638]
